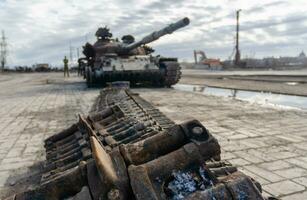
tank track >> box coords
[162,61,182,87]
[86,68,165,88]
[85,61,181,88]
[6,86,274,200]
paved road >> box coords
[137,88,307,199]
[0,73,98,198]
[0,72,307,199]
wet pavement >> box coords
[0,72,307,199]
[174,84,307,110]
[180,69,307,96]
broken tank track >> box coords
[6,84,273,200]
[162,61,182,87]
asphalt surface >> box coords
[0,72,307,199]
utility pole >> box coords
[69,42,73,67]
[76,47,80,59]
[235,9,242,66]
[0,30,7,72]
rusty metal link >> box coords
[5,86,274,200]
[88,88,174,147]
[41,121,93,184]
[38,87,173,187]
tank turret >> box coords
[121,17,190,53]
[89,17,190,56]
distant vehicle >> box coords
[34,63,50,72]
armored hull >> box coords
[86,58,181,87]
[81,18,189,87]
[5,84,273,200]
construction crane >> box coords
[193,50,222,69]
[0,30,7,72]
[194,50,207,63]
[235,9,242,66]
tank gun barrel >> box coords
[123,17,190,52]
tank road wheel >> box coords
[86,67,94,87]
[85,67,90,86]
[161,61,182,87]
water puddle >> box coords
[285,82,299,86]
[173,84,307,110]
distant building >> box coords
[298,51,306,58]
[278,51,307,66]
[240,51,307,69]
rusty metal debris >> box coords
[6,83,275,200]
[80,18,190,87]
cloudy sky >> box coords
[1,0,307,66]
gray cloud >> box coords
[1,0,307,66]
[241,12,307,31]
[247,1,287,14]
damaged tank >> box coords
[81,17,190,87]
[5,83,276,200]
